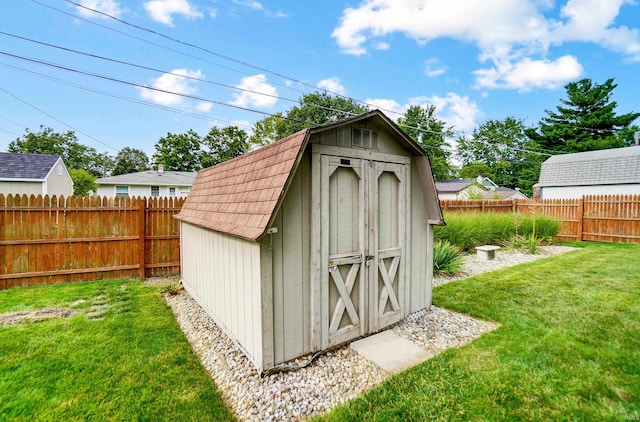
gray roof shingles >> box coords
[538,146,640,187]
[0,152,60,180]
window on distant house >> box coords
[116,186,128,198]
[169,187,176,197]
[151,186,160,197]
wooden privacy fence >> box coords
[441,194,640,244]
[0,194,184,290]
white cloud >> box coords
[196,101,213,112]
[365,93,480,133]
[229,74,278,108]
[76,0,123,18]
[332,0,640,90]
[424,58,446,77]
[144,0,203,26]
[364,98,404,114]
[235,0,263,10]
[474,55,583,91]
[317,77,346,96]
[408,93,480,133]
[138,68,203,107]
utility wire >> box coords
[0,87,118,152]
[0,61,253,131]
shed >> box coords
[175,110,444,372]
[0,152,73,197]
[537,146,640,199]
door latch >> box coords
[365,255,374,266]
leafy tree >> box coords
[397,105,454,181]
[202,126,249,167]
[112,147,150,175]
[249,113,284,147]
[68,168,98,196]
[457,117,541,192]
[525,78,640,153]
[8,126,111,177]
[273,91,368,139]
[152,130,202,171]
[458,162,496,180]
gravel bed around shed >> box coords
[156,245,577,421]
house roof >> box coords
[538,146,640,187]
[435,178,485,193]
[96,170,197,186]
[480,188,528,200]
[0,152,61,180]
[175,109,444,241]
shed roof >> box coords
[96,170,197,186]
[0,152,61,180]
[538,146,640,187]
[175,129,307,240]
[175,110,444,241]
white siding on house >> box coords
[180,222,264,369]
[44,160,74,197]
[0,181,43,196]
[541,184,640,199]
[96,184,190,198]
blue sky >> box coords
[1,0,639,160]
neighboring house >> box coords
[95,165,196,198]
[436,176,495,200]
[0,152,74,197]
[175,110,444,372]
[480,187,528,200]
[437,176,527,200]
[537,146,640,199]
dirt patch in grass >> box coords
[0,308,73,327]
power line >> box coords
[0,87,119,152]
[0,30,299,106]
[58,0,410,118]
[0,61,254,131]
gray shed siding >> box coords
[268,155,312,363]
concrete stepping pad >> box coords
[350,330,431,374]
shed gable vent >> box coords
[353,128,378,149]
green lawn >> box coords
[0,279,234,421]
[3,243,639,421]
[323,242,640,421]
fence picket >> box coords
[0,194,183,289]
[2,194,639,290]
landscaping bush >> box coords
[434,211,560,251]
[433,240,463,275]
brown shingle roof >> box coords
[175,129,308,240]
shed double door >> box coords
[318,154,407,348]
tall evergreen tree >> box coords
[525,78,639,153]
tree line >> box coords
[7,77,638,196]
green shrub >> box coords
[435,211,560,251]
[433,240,463,275]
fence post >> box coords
[138,197,147,279]
[577,197,584,242]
